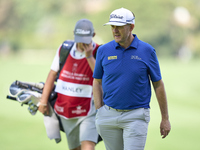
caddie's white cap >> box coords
[104,8,135,26]
[74,19,94,44]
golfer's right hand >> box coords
[38,102,50,116]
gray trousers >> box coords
[95,105,150,150]
[61,113,99,149]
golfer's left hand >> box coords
[160,119,171,138]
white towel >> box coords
[43,103,61,143]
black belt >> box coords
[106,105,133,112]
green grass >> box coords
[1,51,200,150]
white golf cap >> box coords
[74,19,94,44]
[104,8,135,26]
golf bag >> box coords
[7,80,63,143]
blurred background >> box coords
[1,0,200,59]
[0,0,200,150]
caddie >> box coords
[38,19,100,150]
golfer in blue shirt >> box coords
[93,8,171,150]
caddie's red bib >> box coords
[54,44,98,119]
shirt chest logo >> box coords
[131,55,141,60]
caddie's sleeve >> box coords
[149,49,162,82]
[51,45,62,72]
[93,46,104,79]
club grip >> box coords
[6,95,17,101]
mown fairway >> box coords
[0,51,200,150]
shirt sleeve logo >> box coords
[108,56,117,60]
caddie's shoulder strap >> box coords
[59,40,74,69]
[56,40,74,81]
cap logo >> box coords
[110,14,123,20]
[75,29,91,35]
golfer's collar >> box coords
[131,34,138,49]
[115,34,138,50]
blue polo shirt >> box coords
[93,34,162,109]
